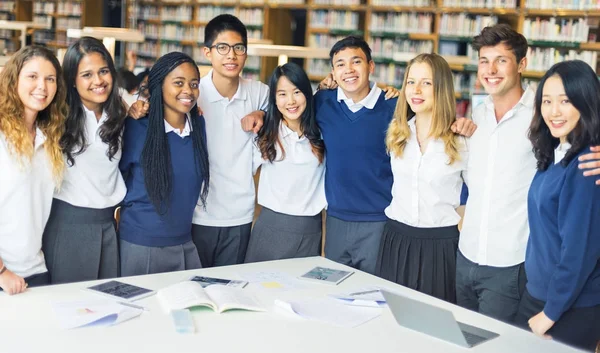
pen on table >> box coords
[348,289,380,296]
[118,301,150,312]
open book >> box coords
[157,281,266,314]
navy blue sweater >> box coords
[119,116,205,247]
[526,146,600,322]
[315,89,397,221]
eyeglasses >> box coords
[210,43,247,56]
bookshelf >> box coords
[31,0,103,51]
[0,0,32,53]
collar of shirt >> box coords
[203,69,248,103]
[554,142,572,164]
[164,114,192,138]
[336,81,382,110]
[280,122,305,142]
[483,85,535,115]
[34,126,46,150]
[82,105,109,125]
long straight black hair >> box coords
[60,36,126,166]
[257,62,324,163]
[529,60,600,170]
[141,52,210,215]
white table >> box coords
[0,20,51,48]
[0,257,582,353]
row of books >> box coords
[522,17,590,43]
[524,0,600,9]
[0,1,13,12]
[370,0,431,5]
[308,34,348,50]
[526,47,597,71]
[56,18,81,31]
[369,12,433,34]
[314,0,360,4]
[196,6,236,23]
[441,0,517,7]
[309,10,360,31]
[33,2,54,15]
[439,14,497,36]
[238,9,264,27]
[370,38,434,60]
[159,6,194,22]
[33,15,52,28]
[55,2,82,16]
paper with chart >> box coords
[274,297,382,328]
[52,299,143,329]
[239,271,307,291]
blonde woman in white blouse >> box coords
[375,53,470,303]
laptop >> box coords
[382,291,499,348]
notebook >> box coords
[85,280,155,302]
[382,291,499,348]
[298,266,354,285]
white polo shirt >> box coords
[254,123,326,216]
[0,129,53,278]
[385,119,468,227]
[54,106,126,209]
[192,70,269,227]
[460,87,537,267]
[336,82,382,113]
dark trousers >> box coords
[515,289,600,352]
[191,223,251,268]
[456,250,527,323]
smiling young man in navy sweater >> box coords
[315,36,476,275]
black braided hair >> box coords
[140,52,210,215]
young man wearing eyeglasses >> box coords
[190,14,269,268]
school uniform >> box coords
[42,107,125,284]
[119,116,205,276]
[191,70,269,268]
[245,123,326,263]
[456,88,535,322]
[375,119,468,303]
[314,85,397,275]
[514,145,600,352]
[0,129,52,286]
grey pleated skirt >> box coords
[119,239,201,277]
[42,198,119,284]
[245,207,322,263]
[375,219,459,303]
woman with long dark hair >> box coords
[514,60,600,351]
[118,51,209,276]
[42,37,127,284]
[244,62,326,263]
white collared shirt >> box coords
[192,70,269,226]
[0,129,52,278]
[555,142,571,164]
[385,119,468,227]
[54,106,126,209]
[460,87,537,267]
[337,82,382,113]
[164,115,192,138]
[253,123,326,216]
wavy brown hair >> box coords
[387,53,461,164]
[0,46,67,182]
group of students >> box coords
[0,12,599,351]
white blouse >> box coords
[54,106,126,209]
[385,119,468,228]
[254,123,326,216]
[0,129,53,277]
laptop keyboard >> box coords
[462,330,488,347]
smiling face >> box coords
[203,30,247,81]
[75,52,112,113]
[17,56,58,121]
[540,75,581,144]
[162,62,200,118]
[404,62,434,116]
[477,42,526,99]
[275,75,307,127]
[331,47,374,102]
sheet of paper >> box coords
[239,271,306,291]
[274,297,382,328]
[329,286,387,307]
[52,299,142,329]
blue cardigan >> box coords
[119,116,206,247]
[526,146,600,322]
[314,89,397,222]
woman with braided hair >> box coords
[119,52,210,276]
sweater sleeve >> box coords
[543,156,600,321]
[119,117,143,182]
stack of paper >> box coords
[274,297,381,328]
[329,287,387,307]
[52,299,143,329]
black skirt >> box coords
[375,219,459,303]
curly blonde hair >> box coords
[0,46,68,182]
[387,53,461,164]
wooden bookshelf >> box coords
[0,0,32,53]
[31,0,103,52]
